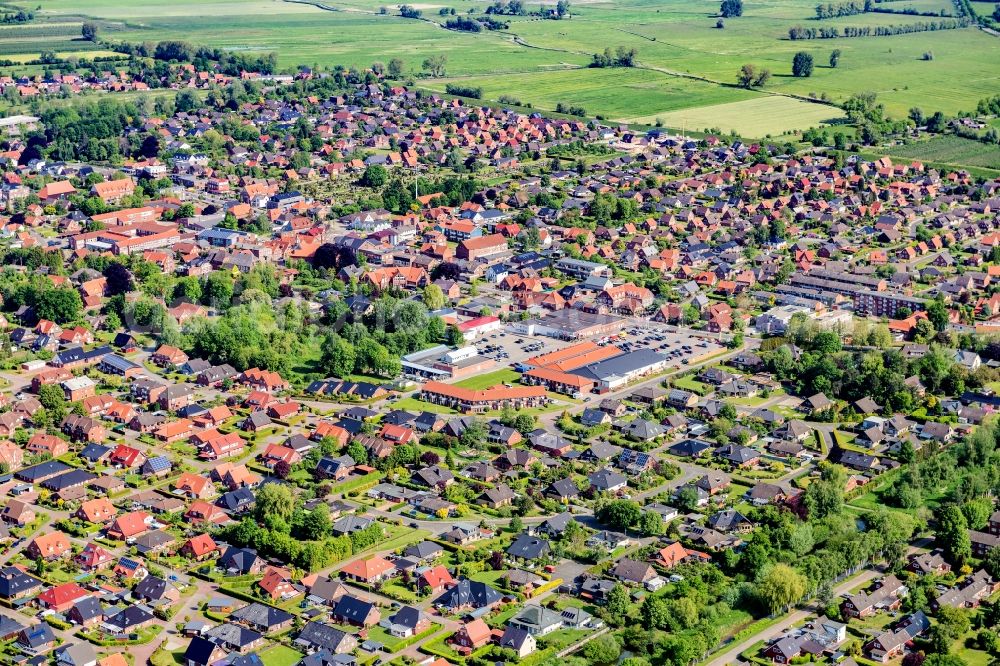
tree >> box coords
[583,635,621,665]
[360,164,388,188]
[103,262,135,295]
[347,441,368,466]
[388,58,405,78]
[321,335,356,379]
[927,297,950,331]
[914,318,936,343]
[254,483,295,523]
[203,271,234,308]
[426,316,445,342]
[422,54,448,77]
[962,498,992,531]
[37,288,82,324]
[513,414,535,433]
[422,284,445,310]
[720,0,743,16]
[459,420,488,449]
[606,583,631,623]
[273,460,291,479]
[935,504,972,567]
[81,22,98,41]
[639,510,663,536]
[985,547,1000,580]
[755,563,807,614]
[446,325,465,347]
[804,463,845,519]
[737,63,757,88]
[936,606,971,641]
[301,504,332,540]
[37,384,66,424]
[792,51,814,77]
[676,485,701,511]
[597,500,641,531]
[829,48,841,67]
[641,595,669,629]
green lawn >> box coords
[673,374,710,395]
[259,645,303,666]
[452,369,522,390]
[392,397,459,415]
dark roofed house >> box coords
[0,566,42,599]
[219,547,264,575]
[545,477,581,502]
[102,605,155,635]
[296,621,358,654]
[205,622,265,653]
[184,636,227,666]
[507,534,551,561]
[433,579,503,611]
[229,602,295,633]
[331,595,380,627]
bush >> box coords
[444,83,483,98]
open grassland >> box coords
[425,67,761,121]
[875,135,1000,170]
[629,95,847,136]
[9,0,1000,139]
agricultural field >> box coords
[629,95,847,136]
[880,134,1000,170]
[9,0,1000,136]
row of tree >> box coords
[815,0,870,19]
[788,17,967,38]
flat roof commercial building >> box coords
[511,310,625,340]
[570,349,670,393]
[401,345,496,380]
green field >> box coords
[632,95,847,136]
[258,646,303,666]
[452,369,522,390]
[10,0,1000,136]
[425,67,762,125]
[880,134,1000,171]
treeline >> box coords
[789,17,967,37]
[485,0,570,17]
[815,1,868,19]
[485,0,526,14]
[399,5,422,18]
[590,46,638,68]
[870,5,954,15]
[975,94,1000,116]
[110,40,278,74]
[555,101,586,116]
[0,9,32,23]
[443,15,508,31]
[444,83,483,98]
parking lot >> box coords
[471,320,725,373]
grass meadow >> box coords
[7,0,1000,139]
